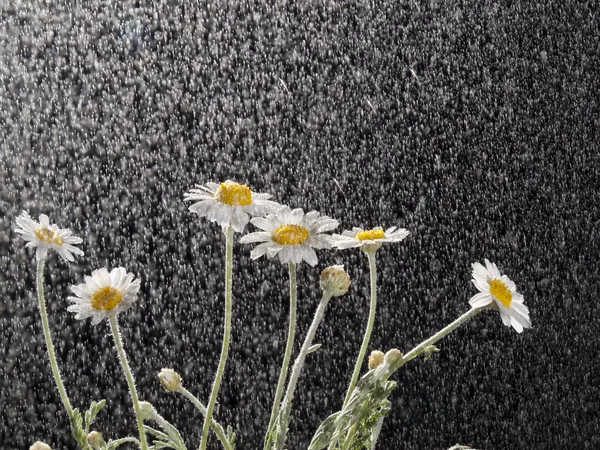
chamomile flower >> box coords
[14,211,84,262]
[67,268,141,325]
[469,259,531,333]
[331,226,410,251]
[240,206,338,266]
[184,180,281,233]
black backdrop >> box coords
[1,1,599,449]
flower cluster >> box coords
[14,179,532,450]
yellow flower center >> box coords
[90,286,123,311]
[215,181,252,206]
[489,279,512,307]
[356,228,385,241]
[272,224,309,245]
[34,227,64,245]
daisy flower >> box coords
[184,180,281,233]
[331,226,410,251]
[469,259,531,333]
[67,268,141,325]
[14,211,84,262]
[239,206,339,266]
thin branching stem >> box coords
[178,386,232,450]
[274,291,333,450]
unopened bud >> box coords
[30,443,51,450]
[320,265,351,297]
[159,368,182,392]
[384,348,403,365]
[139,401,157,422]
[87,431,104,450]
[368,350,385,369]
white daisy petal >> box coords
[302,247,318,267]
[240,232,272,244]
[250,242,275,259]
[185,181,281,233]
[68,267,141,325]
[472,278,490,293]
[250,217,277,232]
[470,259,531,333]
[497,305,513,327]
[241,207,338,266]
[469,292,493,308]
[188,199,216,216]
[14,211,84,263]
[331,226,409,252]
[510,316,524,333]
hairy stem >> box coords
[274,291,332,450]
[36,259,73,417]
[109,316,148,450]
[387,307,486,376]
[343,250,378,406]
[199,225,234,450]
[264,261,297,450]
[178,386,232,450]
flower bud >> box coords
[139,401,157,422]
[30,443,51,450]
[320,265,351,297]
[159,368,182,392]
[384,348,403,365]
[368,350,385,369]
[87,431,104,450]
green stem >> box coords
[387,307,486,375]
[178,386,232,450]
[199,226,234,450]
[36,259,73,417]
[274,291,332,450]
[343,250,377,407]
[264,261,297,450]
[109,315,148,450]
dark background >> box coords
[1,1,599,449]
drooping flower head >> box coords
[184,181,281,233]
[68,268,141,325]
[469,259,531,333]
[331,226,410,252]
[15,211,84,262]
[240,206,339,266]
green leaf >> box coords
[307,343,322,354]
[106,437,141,450]
[227,425,236,448]
[144,426,170,441]
[69,408,91,450]
[84,399,106,433]
[423,345,440,361]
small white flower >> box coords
[469,259,531,333]
[184,180,281,233]
[239,206,338,266]
[68,268,141,325]
[330,226,410,251]
[15,211,84,262]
